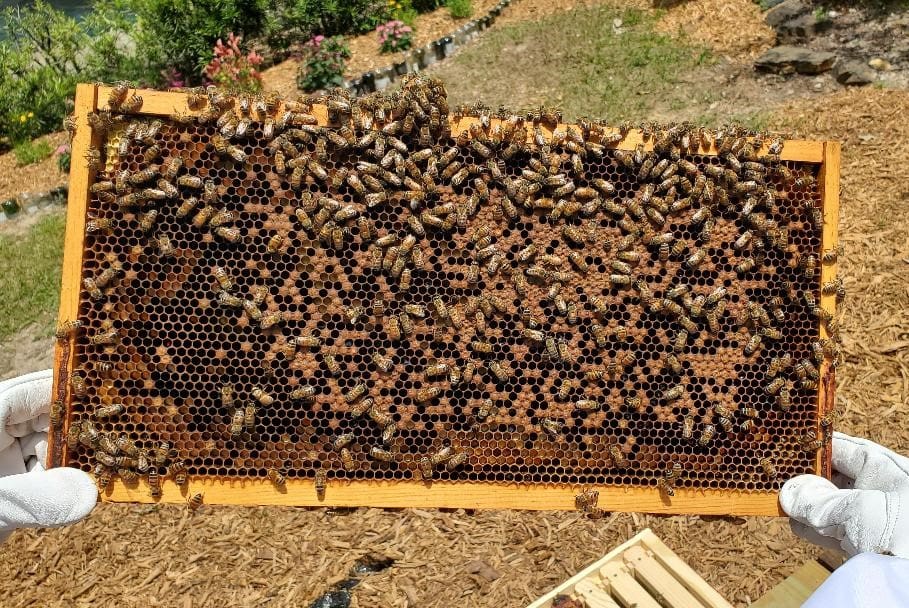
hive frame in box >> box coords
[526,528,733,608]
[48,84,839,515]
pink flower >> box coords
[55,144,70,155]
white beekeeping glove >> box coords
[0,370,97,541]
[780,432,909,558]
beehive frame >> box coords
[49,83,839,515]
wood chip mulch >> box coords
[0,133,69,205]
[655,0,775,58]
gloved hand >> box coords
[0,370,97,541]
[780,432,909,558]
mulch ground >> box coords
[0,132,68,204]
[655,0,775,58]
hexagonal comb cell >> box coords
[54,78,837,505]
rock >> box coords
[776,12,833,42]
[760,0,787,9]
[754,46,837,75]
[765,0,809,27]
[612,18,623,29]
[868,57,892,71]
[465,559,501,581]
[834,60,875,86]
[1,199,19,216]
[652,0,687,7]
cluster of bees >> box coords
[56,74,840,503]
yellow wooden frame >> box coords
[50,85,840,515]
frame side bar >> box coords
[48,83,98,468]
[816,141,841,479]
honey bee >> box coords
[148,469,161,498]
[778,385,792,411]
[488,360,510,383]
[289,383,317,403]
[212,266,236,292]
[698,424,716,447]
[242,402,258,432]
[268,468,286,487]
[171,461,188,486]
[106,81,130,110]
[765,355,793,380]
[214,226,241,243]
[575,399,599,412]
[118,93,143,113]
[343,382,367,404]
[662,384,684,402]
[323,351,342,377]
[759,457,778,479]
[798,253,817,279]
[517,243,537,263]
[187,492,204,512]
[799,430,824,451]
[744,333,763,356]
[608,445,628,468]
[822,245,843,264]
[251,386,275,407]
[562,225,586,246]
[575,489,599,513]
[659,462,683,497]
[681,414,695,440]
[175,196,200,220]
[370,446,394,462]
[89,328,119,346]
[154,233,175,258]
[446,451,467,471]
[230,407,245,438]
[541,417,563,438]
[264,233,286,256]
[414,386,441,403]
[685,248,707,269]
[55,319,82,340]
[311,469,328,499]
[70,372,87,397]
[95,403,124,419]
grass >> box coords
[0,211,65,341]
[432,5,711,122]
[446,0,473,19]
[13,138,53,167]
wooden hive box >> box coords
[48,82,840,515]
[527,528,734,608]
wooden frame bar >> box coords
[49,85,839,515]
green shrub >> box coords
[125,0,269,80]
[13,139,53,166]
[389,0,418,25]
[263,0,389,51]
[0,2,83,144]
[297,35,351,92]
[81,1,165,86]
[446,0,473,19]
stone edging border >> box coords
[342,0,514,94]
[0,185,68,220]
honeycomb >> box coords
[54,78,837,501]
